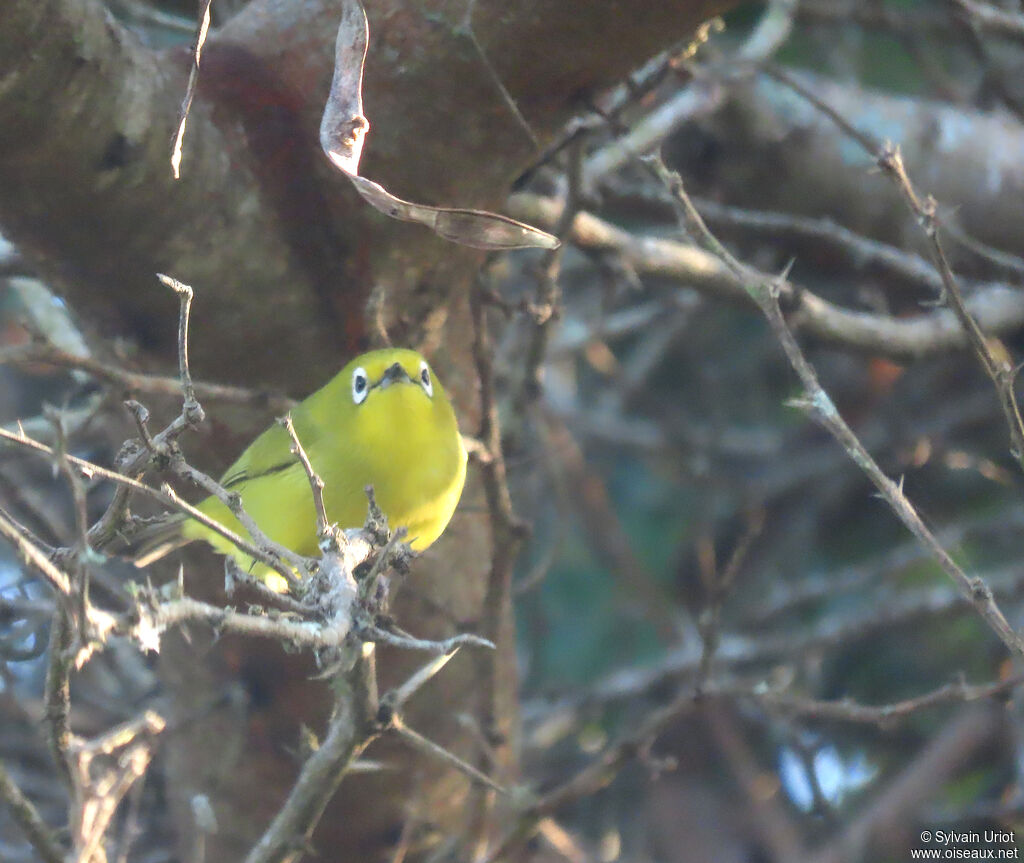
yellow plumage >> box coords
[180,348,466,573]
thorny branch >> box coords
[646,156,1024,658]
[0,424,304,590]
[763,66,1024,475]
[244,660,377,863]
[740,673,1024,727]
[246,637,501,863]
[0,275,497,863]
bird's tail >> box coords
[123,514,191,568]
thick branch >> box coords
[509,193,1024,360]
[244,664,377,863]
[668,72,1024,265]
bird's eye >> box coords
[352,367,369,404]
[418,360,433,397]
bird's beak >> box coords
[378,362,411,389]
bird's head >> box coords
[344,348,440,408]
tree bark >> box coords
[1,0,730,390]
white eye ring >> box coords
[352,366,369,404]
[418,360,433,397]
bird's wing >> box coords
[220,404,325,490]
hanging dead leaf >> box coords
[319,0,559,251]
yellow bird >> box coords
[144,349,466,577]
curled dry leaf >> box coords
[319,0,560,251]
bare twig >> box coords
[878,144,1024,471]
[224,558,310,615]
[460,0,539,149]
[578,23,724,188]
[582,81,722,189]
[742,673,1024,727]
[362,626,495,655]
[352,525,409,612]
[0,423,303,588]
[242,619,496,863]
[386,650,461,709]
[130,596,358,654]
[123,400,157,453]
[82,275,219,554]
[156,273,203,425]
[48,411,97,656]
[163,472,306,588]
[0,504,71,596]
[50,410,91,560]
[950,0,1024,41]
[941,219,1024,278]
[689,196,944,293]
[391,718,507,795]
[170,0,213,179]
[69,711,166,863]
[0,341,295,411]
[0,760,65,863]
[280,414,330,543]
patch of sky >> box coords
[779,740,878,812]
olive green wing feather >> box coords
[219,401,328,490]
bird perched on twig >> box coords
[135,348,467,582]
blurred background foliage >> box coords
[493,2,1024,859]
